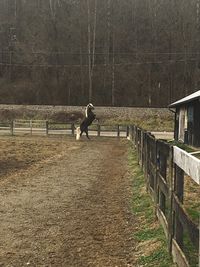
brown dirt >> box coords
[0,136,136,267]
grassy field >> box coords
[128,147,176,267]
[104,113,174,131]
[0,105,174,132]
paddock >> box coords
[0,136,135,266]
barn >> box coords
[169,90,200,147]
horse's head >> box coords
[85,103,95,117]
[87,103,94,110]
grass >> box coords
[168,140,195,153]
[128,147,175,267]
[183,230,199,267]
[104,115,174,132]
[184,174,200,225]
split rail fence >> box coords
[128,125,200,267]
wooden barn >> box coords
[169,90,200,147]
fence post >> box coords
[131,125,134,144]
[135,128,138,152]
[126,126,129,138]
[117,125,120,137]
[154,139,159,206]
[141,131,146,169]
[168,145,174,253]
[174,165,184,249]
[46,121,49,136]
[98,124,101,137]
[157,143,166,214]
[143,132,148,181]
[130,125,133,141]
[141,131,144,167]
[137,129,139,163]
[134,126,137,148]
[71,123,75,136]
[10,120,14,136]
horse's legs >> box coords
[85,129,90,139]
[80,126,90,139]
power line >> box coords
[1,51,200,56]
[0,58,198,68]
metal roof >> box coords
[169,90,200,108]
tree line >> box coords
[0,0,199,107]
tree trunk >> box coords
[92,0,97,73]
[86,0,92,102]
[111,32,115,106]
[79,1,84,98]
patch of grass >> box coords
[138,247,173,267]
[184,175,200,225]
[104,115,174,132]
[128,147,175,267]
[186,208,199,223]
[183,230,199,267]
[134,227,163,242]
[168,140,195,153]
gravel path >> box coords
[0,138,135,267]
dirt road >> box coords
[0,137,135,267]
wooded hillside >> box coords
[0,0,199,107]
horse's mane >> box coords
[85,103,94,118]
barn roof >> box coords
[169,90,200,108]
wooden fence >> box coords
[0,120,129,138]
[128,125,200,267]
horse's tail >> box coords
[76,127,81,140]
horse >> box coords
[76,103,96,140]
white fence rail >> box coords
[174,146,200,185]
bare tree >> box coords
[86,0,92,102]
[0,0,199,106]
[86,0,97,102]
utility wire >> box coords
[0,58,198,68]
[1,51,200,56]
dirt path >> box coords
[0,138,135,267]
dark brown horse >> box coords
[76,103,96,140]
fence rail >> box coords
[0,120,129,138]
[128,125,200,267]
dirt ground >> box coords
[0,136,136,267]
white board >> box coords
[173,146,200,185]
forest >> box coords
[0,0,200,107]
